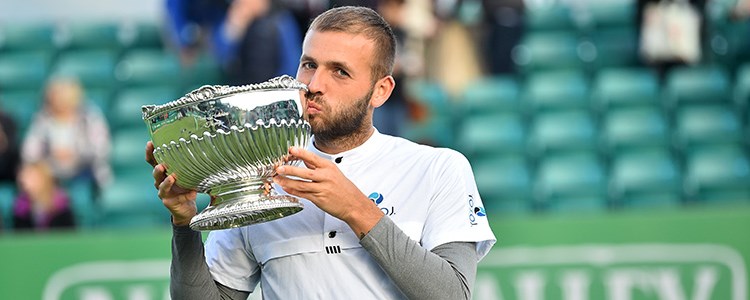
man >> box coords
[147,6,495,299]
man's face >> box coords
[296,30,377,140]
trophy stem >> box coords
[190,178,303,231]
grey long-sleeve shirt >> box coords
[170,216,478,299]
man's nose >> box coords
[306,70,325,95]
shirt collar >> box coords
[307,128,387,165]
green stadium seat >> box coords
[84,87,113,113]
[685,145,750,204]
[457,112,525,159]
[665,65,731,106]
[460,76,519,115]
[119,22,164,50]
[472,155,531,214]
[525,2,576,32]
[0,51,52,90]
[704,2,750,66]
[115,49,182,87]
[0,182,16,230]
[588,28,639,70]
[734,63,750,111]
[403,80,455,147]
[513,32,583,73]
[534,151,607,212]
[584,1,636,30]
[592,68,659,111]
[602,106,669,152]
[0,23,56,52]
[521,70,589,112]
[674,104,743,148]
[609,148,681,209]
[58,22,121,51]
[0,89,43,135]
[63,178,98,228]
[181,52,224,89]
[99,177,170,228]
[403,115,454,148]
[110,86,177,129]
[51,49,117,88]
[111,128,152,173]
[406,79,452,118]
[528,109,597,157]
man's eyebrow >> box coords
[301,55,355,74]
[328,61,353,73]
[300,54,316,63]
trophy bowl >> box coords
[142,75,311,231]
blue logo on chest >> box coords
[368,192,394,216]
[368,192,384,204]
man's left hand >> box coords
[273,146,383,237]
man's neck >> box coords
[313,126,375,154]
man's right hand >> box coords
[146,141,197,227]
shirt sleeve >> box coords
[360,216,479,300]
[204,226,261,292]
[170,224,251,300]
[421,149,496,258]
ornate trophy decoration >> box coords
[143,75,311,230]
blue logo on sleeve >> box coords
[469,195,486,225]
[474,206,486,217]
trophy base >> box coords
[189,194,303,231]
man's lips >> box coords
[306,101,322,114]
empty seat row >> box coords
[0,48,222,92]
[0,21,163,53]
[457,103,748,160]
[458,65,745,117]
[473,144,750,215]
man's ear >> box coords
[370,75,395,108]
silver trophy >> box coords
[142,75,311,231]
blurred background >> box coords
[0,0,749,299]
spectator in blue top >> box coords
[164,0,303,85]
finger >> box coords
[273,175,315,194]
[288,147,323,169]
[153,164,167,190]
[276,165,318,182]
[145,141,157,167]
[158,174,176,199]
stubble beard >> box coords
[307,87,373,144]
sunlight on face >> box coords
[296,30,378,140]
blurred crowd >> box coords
[1,0,749,231]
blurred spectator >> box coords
[373,0,410,136]
[0,108,20,184]
[13,161,75,230]
[427,2,482,98]
[164,0,302,85]
[731,0,750,20]
[21,77,112,194]
[637,0,707,77]
[480,0,524,75]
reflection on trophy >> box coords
[142,75,311,231]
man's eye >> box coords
[335,69,349,77]
[302,62,316,69]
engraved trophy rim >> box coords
[141,74,308,122]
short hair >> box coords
[308,6,396,81]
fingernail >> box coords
[277,166,285,174]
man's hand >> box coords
[273,147,383,238]
[146,141,197,226]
